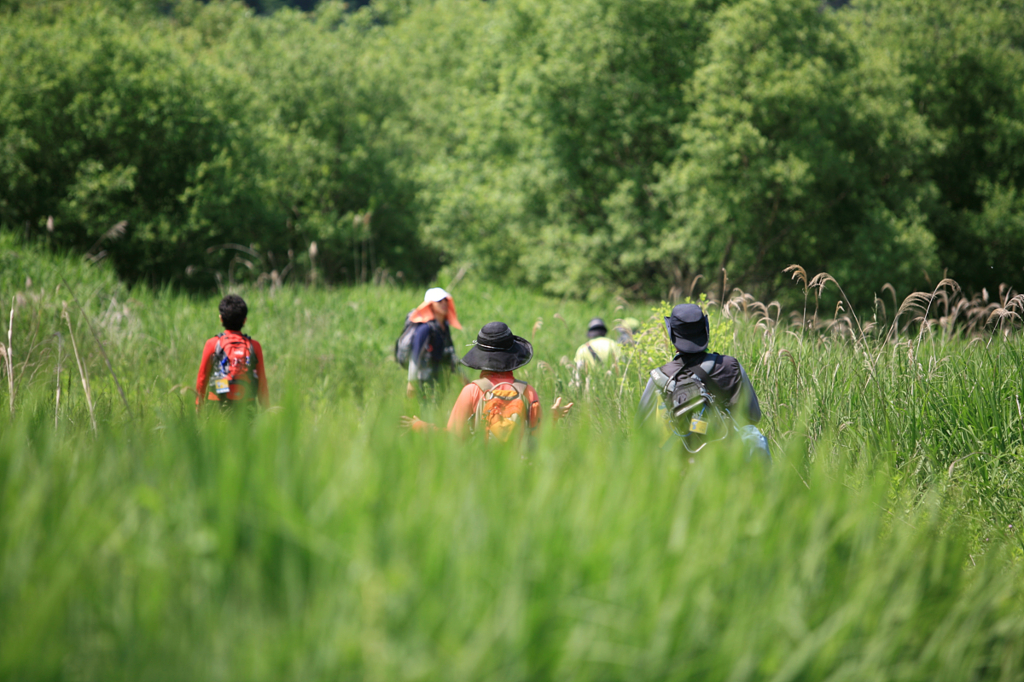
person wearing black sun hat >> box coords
[403,321,573,440]
[460,321,535,372]
[636,303,768,461]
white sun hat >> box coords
[424,287,451,303]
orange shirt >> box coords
[195,331,269,408]
[446,371,541,436]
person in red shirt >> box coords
[194,295,269,412]
[403,321,571,438]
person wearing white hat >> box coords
[402,321,573,440]
[406,287,463,399]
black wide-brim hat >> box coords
[665,303,709,354]
[461,321,534,372]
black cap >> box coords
[586,317,607,339]
[665,304,709,354]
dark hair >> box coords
[219,295,248,330]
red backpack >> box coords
[209,333,258,401]
[470,378,532,442]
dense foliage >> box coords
[1,0,1023,303]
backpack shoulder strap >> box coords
[667,360,694,384]
[656,355,714,395]
[689,354,726,401]
[474,378,529,397]
[650,366,672,390]
[512,380,530,401]
[513,381,537,427]
[585,342,601,363]
[473,378,533,406]
[689,362,712,385]
[700,353,720,373]
[470,378,495,431]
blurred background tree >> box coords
[848,0,1024,295]
[653,0,939,305]
[1,0,1022,303]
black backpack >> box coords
[395,316,458,371]
[394,313,419,368]
[650,357,729,451]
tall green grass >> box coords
[3,401,1023,681]
[1,238,1024,679]
[0,232,623,422]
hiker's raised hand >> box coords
[550,397,574,421]
[401,415,433,432]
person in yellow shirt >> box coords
[574,318,622,372]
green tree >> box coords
[193,1,435,283]
[0,3,279,284]
[849,0,1024,293]
[507,0,725,298]
[654,0,938,306]
[0,0,436,286]
[399,0,726,298]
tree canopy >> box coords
[1,0,1022,303]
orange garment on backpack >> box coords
[195,330,270,408]
[446,370,540,437]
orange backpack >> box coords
[471,378,532,442]
[210,333,258,401]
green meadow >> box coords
[2,236,1024,680]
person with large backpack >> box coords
[194,294,269,412]
[395,287,463,399]
[403,321,573,441]
[636,303,769,461]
